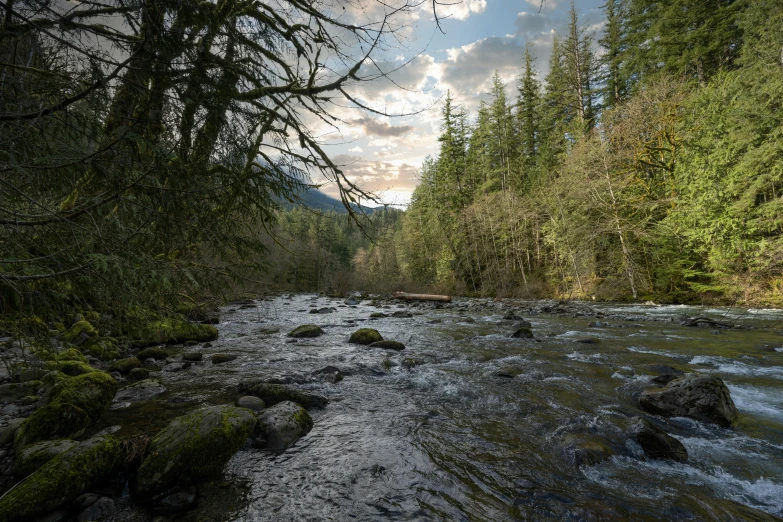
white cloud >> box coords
[348,146,364,153]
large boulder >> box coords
[133,405,256,499]
[108,357,141,374]
[349,328,383,345]
[244,383,328,409]
[0,434,124,521]
[630,417,688,462]
[639,374,739,427]
[251,401,313,451]
[287,324,324,338]
[15,439,78,477]
[368,340,405,351]
[130,320,218,348]
[14,371,117,448]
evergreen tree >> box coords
[488,72,515,192]
[563,2,598,131]
[516,43,542,182]
[599,0,628,111]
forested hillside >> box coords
[353,0,783,305]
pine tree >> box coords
[563,2,598,131]
[537,35,570,173]
[516,43,542,181]
[488,72,515,192]
[599,0,628,111]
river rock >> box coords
[0,434,124,521]
[128,367,150,381]
[72,493,101,510]
[511,327,533,339]
[288,324,324,338]
[136,347,169,361]
[349,328,383,345]
[108,357,141,374]
[630,417,688,462]
[153,487,197,515]
[638,374,738,427]
[133,405,256,499]
[368,340,406,351]
[244,383,328,409]
[0,380,42,403]
[16,439,79,477]
[0,418,25,445]
[182,353,203,362]
[236,396,265,412]
[345,297,360,306]
[391,310,413,318]
[14,371,117,448]
[163,361,191,372]
[76,497,115,521]
[114,379,166,402]
[211,353,237,364]
[251,400,313,451]
[312,366,343,383]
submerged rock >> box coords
[349,328,383,345]
[163,361,191,372]
[15,371,117,448]
[312,366,343,383]
[0,434,124,521]
[15,439,78,477]
[368,340,406,351]
[511,327,533,339]
[114,379,166,402]
[134,405,256,499]
[182,353,203,362]
[288,324,324,338]
[245,383,328,409]
[639,374,738,427]
[211,353,237,364]
[630,417,688,462]
[251,400,313,451]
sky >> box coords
[315,0,606,207]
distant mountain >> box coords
[288,186,378,214]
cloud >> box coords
[324,155,420,204]
[348,146,364,153]
[353,117,415,137]
[433,0,487,21]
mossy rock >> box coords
[369,312,386,319]
[62,320,98,344]
[45,360,95,377]
[128,367,150,381]
[15,439,78,477]
[15,371,118,449]
[108,357,141,374]
[511,327,533,339]
[136,346,169,360]
[182,353,203,362]
[82,338,120,361]
[0,434,124,521]
[0,380,42,403]
[245,383,328,409]
[348,328,383,345]
[130,320,218,348]
[57,348,87,363]
[251,401,313,451]
[287,324,324,338]
[368,340,405,351]
[133,405,256,499]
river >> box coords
[108,295,783,521]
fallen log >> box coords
[393,292,452,303]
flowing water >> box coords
[108,295,783,521]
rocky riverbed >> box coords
[1,295,782,521]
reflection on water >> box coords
[110,296,783,521]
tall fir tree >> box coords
[599,0,628,111]
[516,43,542,184]
[563,2,598,132]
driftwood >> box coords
[393,292,452,303]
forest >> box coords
[314,0,783,306]
[2,0,783,340]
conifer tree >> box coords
[516,43,542,181]
[599,0,628,111]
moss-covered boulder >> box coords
[250,401,313,451]
[57,348,87,363]
[45,360,95,376]
[15,371,118,449]
[287,324,324,338]
[108,357,141,374]
[0,434,124,521]
[133,405,256,499]
[128,367,150,381]
[136,346,169,360]
[368,340,405,351]
[15,439,78,477]
[510,327,533,339]
[130,320,218,348]
[245,383,328,409]
[0,380,42,403]
[348,328,383,345]
[62,320,98,344]
[211,353,237,364]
